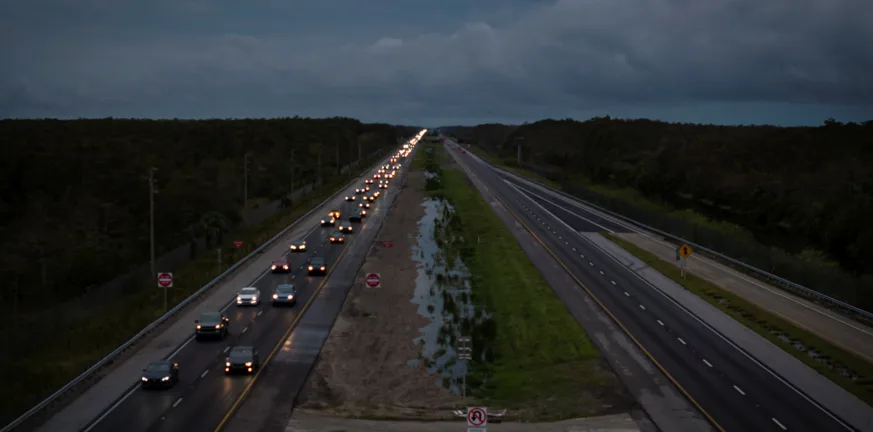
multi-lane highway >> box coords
[18,133,425,432]
[445,140,856,432]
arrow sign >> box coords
[467,407,487,427]
[157,272,174,288]
[365,273,381,288]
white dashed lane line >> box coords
[610,280,616,285]
[657,320,664,326]
[172,398,183,408]
[677,337,687,345]
[734,385,746,396]
[639,304,646,310]
[241,327,248,334]
[599,270,604,275]
[703,359,713,368]
[223,346,230,353]
[201,370,209,378]
[257,310,263,316]
[589,262,595,266]
[624,292,630,297]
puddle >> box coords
[409,193,492,395]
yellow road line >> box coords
[483,176,726,432]
[214,243,352,431]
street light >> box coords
[148,167,165,312]
[457,336,472,398]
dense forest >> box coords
[0,118,415,312]
[442,118,873,305]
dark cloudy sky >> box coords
[2,0,872,126]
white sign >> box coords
[467,407,487,428]
[467,429,486,432]
[157,272,173,288]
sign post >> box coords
[457,336,472,399]
[466,406,487,432]
[365,273,381,288]
[157,272,173,312]
[677,244,693,278]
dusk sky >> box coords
[2,0,872,126]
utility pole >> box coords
[243,153,250,225]
[315,145,323,185]
[217,248,222,276]
[335,141,340,175]
[457,336,472,398]
[515,136,524,167]
[289,148,296,199]
[358,139,362,165]
[149,167,157,285]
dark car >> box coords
[140,361,179,389]
[270,257,291,273]
[329,231,345,244]
[224,346,260,374]
[378,182,388,189]
[195,311,229,340]
[272,284,297,306]
[355,187,365,194]
[337,223,354,234]
[308,257,327,275]
[364,194,375,202]
[359,201,371,209]
[344,195,356,201]
[320,215,336,227]
[289,239,307,253]
[365,179,373,185]
[349,210,365,223]
[328,210,342,219]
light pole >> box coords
[457,336,472,398]
[515,136,524,167]
[148,167,161,310]
[243,153,250,226]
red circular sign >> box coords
[467,408,487,426]
[365,273,381,288]
[157,272,173,287]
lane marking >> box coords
[599,270,604,275]
[257,311,263,316]
[773,418,787,430]
[657,320,664,326]
[703,359,713,368]
[624,292,630,297]
[223,346,230,353]
[201,370,209,378]
[241,327,248,333]
[611,280,616,285]
[509,181,615,233]
[678,337,687,345]
[639,304,646,310]
[589,262,595,266]
[733,385,745,396]
[172,398,183,408]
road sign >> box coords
[381,240,393,248]
[365,273,381,288]
[233,240,244,248]
[157,272,174,288]
[467,407,487,427]
[678,244,693,259]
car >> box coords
[374,174,382,179]
[272,284,297,306]
[338,223,353,233]
[359,201,371,209]
[373,191,381,198]
[355,188,365,194]
[308,256,327,275]
[289,239,306,252]
[365,194,375,202]
[364,185,371,191]
[270,257,291,273]
[225,346,260,374]
[329,231,345,244]
[328,210,342,219]
[344,195,356,201]
[236,286,261,306]
[349,210,364,222]
[195,311,230,340]
[321,216,336,227]
[141,360,179,389]
[379,183,388,189]
[365,179,373,185]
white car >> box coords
[236,287,261,306]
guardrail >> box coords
[454,139,873,323]
[1,148,394,432]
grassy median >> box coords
[602,232,873,407]
[0,151,388,426]
[419,143,624,420]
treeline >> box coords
[0,117,416,311]
[442,117,873,285]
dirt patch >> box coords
[295,168,464,420]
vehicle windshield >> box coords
[272,259,287,264]
[311,257,324,265]
[333,232,343,237]
[240,288,258,295]
[229,347,253,360]
[276,285,295,293]
[145,363,171,372]
[200,312,221,322]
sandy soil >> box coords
[295,167,464,420]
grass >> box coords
[0,150,389,426]
[419,142,615,420]
[602,232,873,406]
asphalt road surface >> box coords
[80,169,402,432]
[446,142,855,432]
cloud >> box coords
[1,0,872,124]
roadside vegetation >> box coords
[416,142,629,420]
[443,118,873,311]
[603,232,873,406]
[0,124,398,426]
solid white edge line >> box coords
[511,182,615,233]
[504,176,852,430]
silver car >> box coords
[272,284,297,306]
[236,287,261,306]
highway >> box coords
[67,135,422,432]
[445,141,856,432]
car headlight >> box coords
[245,362,252,367]
[141,377,148,382]
[320,266,326,270]
[216,323,222,328]
[308,266,313,270]
[290,246,296,250]
[196,324,201,329]
[162,376,170,382]
[271,265,276,270]
[226,362,231,367]
[321,219,325,223]
[273,293,278,299]
[348,227,352,231]
[287,295,294,300]
[237,296,242,301]
[283,265,288,270]
[300,245,305,249]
